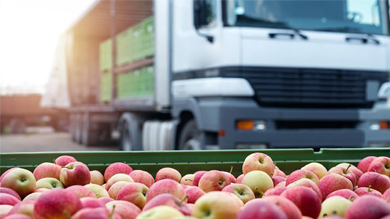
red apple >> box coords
[22,192,42,201]
[301,162,328,179]
[106,200,141,219]
[0,205,13,218]
[272,176,286,187]
[358,156,377,173]
[242,170,274,198]
[0,194,20,206]
[320,196,351,218]
[129,170,154,188]
[236,174,244,184]
[281,186,321,219]
[328,165,357,186]
[286,178,322,200]
[60,162,91,187]
[222,184,255,204]
[345,196,390,219]
[146,179,186,202]
[358,172,390,194]
[36,177,64,189]
[98,197,114,205]
[336,163,363,181]
[192,171,207,187]
[184,186,205,204]
[107,181,131,199]
[237,199,288,219]
[8,200,35,217]
[71,207,122,219]
[1,169,36,198]
[318,173,353,200]
[193,192,243,219]
[116,183,149,209]
[34,189,82,219]
[263,196,302,219]
[383,188,390,204]
[90,171,104,185]
[0,187,21,200]
[326,189,359,201]
[354,186,382,198]
[276,181,286,188]
[106,174,134,191]
[264,187,287,197]
[242,153,275,176]
[80,197,105,209]
[33,163,61,181]
[104,163,133,182]
[55,155,77,167]
[198,171,231,192]
[137,206,183,219]
[221,171,236,184]
[0,169,16,183]
[143,193,191,215]
[286,169,319,186]
[155,168,181,182]
[3,214,32,219]
[84,184,109,198]
[273,167,287,178]
[180,174,194,186]
[66,185,96,198]
[368,157,390,177]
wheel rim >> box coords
[183,137,201,150]
[122,124,132,151]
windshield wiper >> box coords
[238,15,309,40]
[314,26,363,33]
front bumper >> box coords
[199,98,390,149]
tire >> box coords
[119,121,133,151]
[178,119,202,150]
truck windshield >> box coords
[226,0,389,35]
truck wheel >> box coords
[120,121,133,151]
[178,120,202,150]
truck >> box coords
[44,0,390,150]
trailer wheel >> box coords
[120,121,133,151]
[178,120,202,150]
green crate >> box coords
[99,39,112,72]
[100,72,112,102]
[142,17,155,58]
[1,148,389,176]
[133,23,145,61]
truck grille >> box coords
[236,67,389,108]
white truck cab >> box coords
[169,0,390,149]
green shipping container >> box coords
[1,148,389,176]
[99,39,112,72]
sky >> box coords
[0,0,95,93]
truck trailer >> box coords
[45,0,390,150]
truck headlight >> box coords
[378,82,390,99]
[370,121,389,130]
[236,120,267,131]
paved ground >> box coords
[0,132,118,153]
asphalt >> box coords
[0,132,118,153]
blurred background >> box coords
[1,0,390,153]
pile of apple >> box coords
[0,153,390,219]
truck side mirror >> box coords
[194,0,209,29]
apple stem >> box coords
[229,166,234,174]
[109,205,116,217]
[348,195,354,201]
[344,164,352,174]
[368,185,372,192]
[179,195,189,206]
[185,179,193,182]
